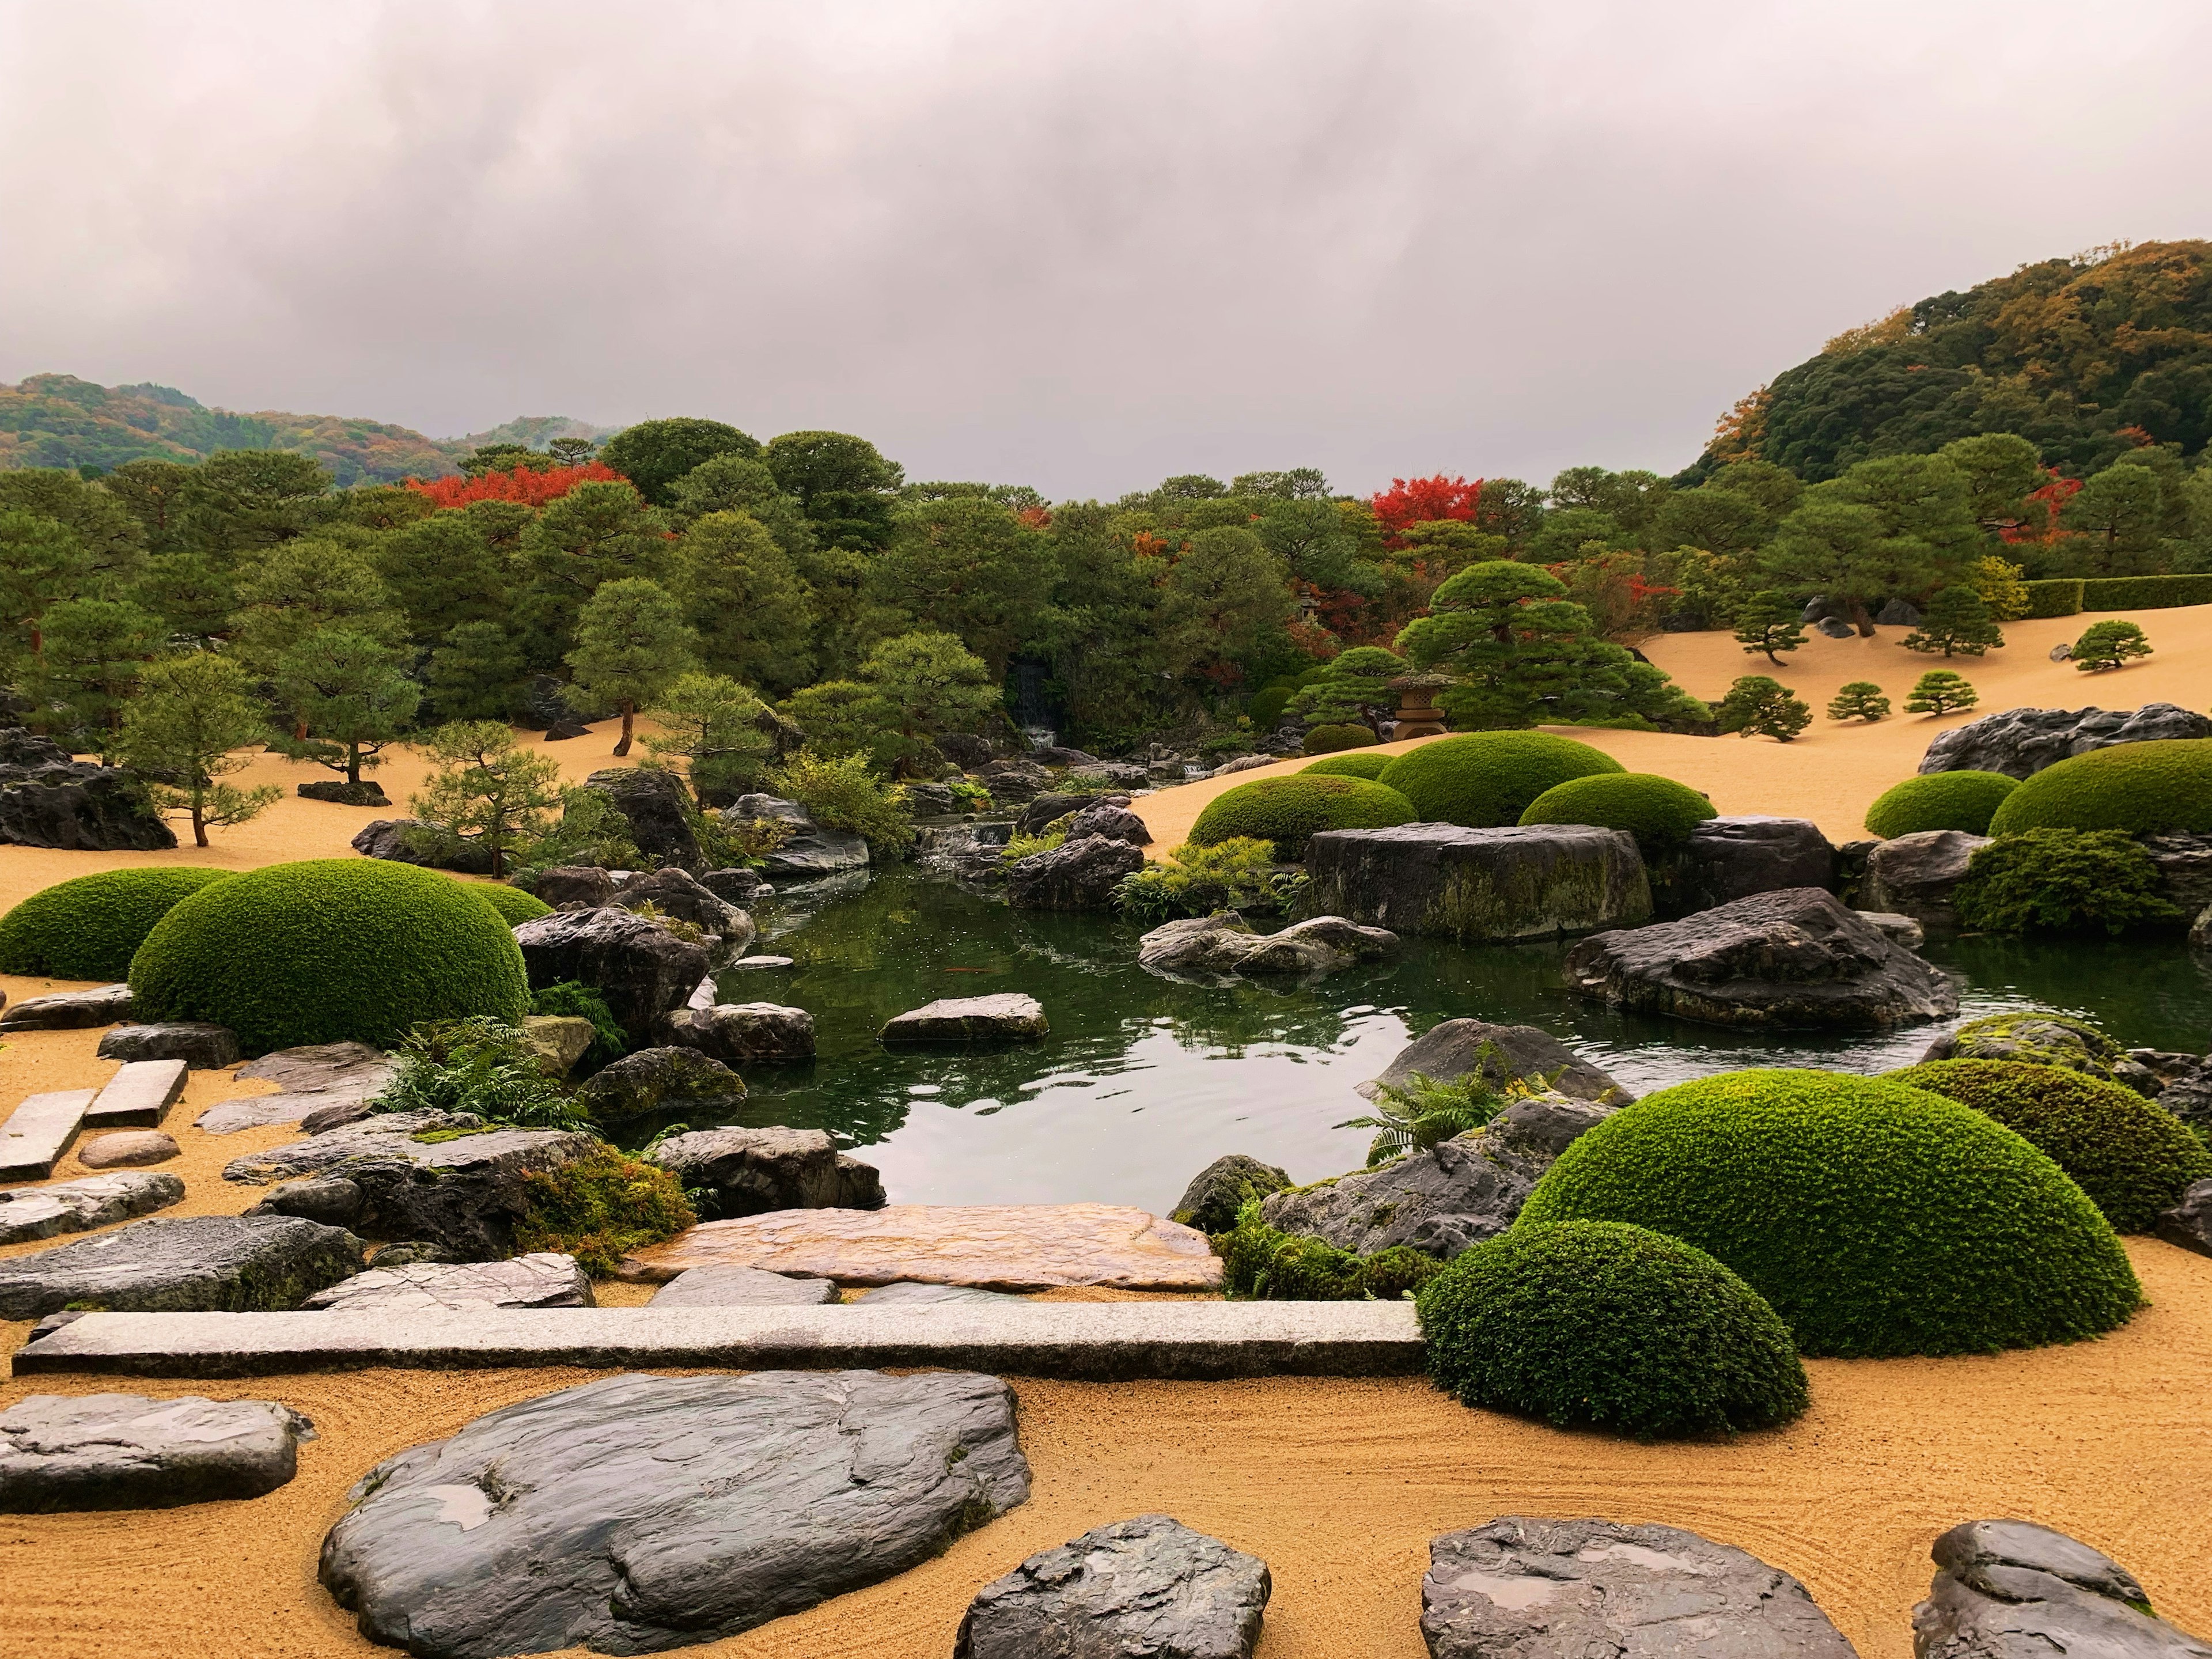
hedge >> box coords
[1987,739,2212,836]
[130,858,531,1056]
[469,882,554,926]
[1377,732,1623,828]
[1518,772,1715,854]
[1953,830,2182,935]
[0,868,231,982]
[1188,774,1418,859]
[1416,1220,1809,1438]
[2081,574,2212,611]
[1518,1068,2142,1357]
[1303,723,1379,754]
[2021,578,2084,618]
[1864,770,2018,838]
[1302,753,1394,781]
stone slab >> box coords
[0,984,132,1032]
[0,1089,95,1182]
[196,1041,396,1135]
[619,1203,1222,1290]
[11,1301,1423,1381]
[0,1391,316,1512]
[881,994,1049,1043]
[302,1253,592,1313]
[0,1171,184,1245]
[648,1266,839,1306]
[84,1059,187,1130]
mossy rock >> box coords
[1518,772,1715,855]
[1987,738,2212,835]
[1218,1202,1441,1301]
[0,867,231,982]
[468,882,554,926]
[1188,774,1418,860]
[1377,733,1623,828]
[1865,770,2018,838]
[1301,753,1393,781]
[1518,1067,2142,1357]
[1302,723,1379,755]
[1938,1011,2149,1088]
[129,859,531,1056]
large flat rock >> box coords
[0,984,132,1032]
[84,1058,186,1131]
[196,1041,395,1135]
[0,1392,316,1513]
[0,1171,184,1245]
[0,1214,364,1320]
[1919,702,2212,778]
[302,1253,593,1313]
[644,1126,884,1218]
[1304,824,1652,942]
[0,1088,94,1182]
[620,1203,1222,1290]
[1914,1518,2212,1659]
[880,994,1048,1043]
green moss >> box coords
[1218,1202,1444,1301]
[1518,1068,2142,1357]
[1865,770,2019,838]
[467,881,554,925]
[1886,1059,2212,1233]
[1377,732,1623,828]
[513,1146,696,1276]
[1188,774,1418,859]
[1518,772,1715,855]
[1953,830,2182,935]
[1301,753,1393,781]
[1987,739,2212,835]
[1416,1220,1809,1439]
[1303,723,1378,754]
[129,859,531,1056]
[0,867,231,982]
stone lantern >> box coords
[1387,673,1453,741]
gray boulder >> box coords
[0,732,175,851]
[1920,703,2212,778]
[2156,1179,2212,1258]
[94,1022,241,1069]
[0,1393,316,1513]
[246,1176,366,1229]
[1566,887,1959,1031]
[1877,596,1925,626]
[1859,910,1927,949]
[1069,760,1152,789]
[660,1001,816,1063]
[0,983,132,1031]
[1067,801,1153,844]
[699,866,772,904]
[882,993,1048,1043]
[728,796,872,880]
[645,1126,885,1217]
[1913,1518,2210,1659]
[221,1111,476,1181]
[531,865,619,908]
[1423,1516,1855,1659]
[956,1514,1270,1659]
[1137,912,1399,979]
[513,906,711,1044]
[1303,825,1650,942]
[1921,1013,2159,1095]
[195,1039,396,1135]
[2157,1060,2212,1129]
[0,1215,364,1319]
[0,1171,184,1245]
[299,779,389,805]
[1016,791,1095,836]
[1356,1018,1633,1107]
[1171,1154,1292,1234]
[1007,832,1147,910]
[1815,615,1857,638]
[1862,830,1989,927]
[615,866,755,950]
[75,1130,181,1169]
[979,757,1054,804]
[1661,815,1835,916]
[318,1370,1031,1657]
[349,817,495,874]
[575,1046,747,1124]
[649,1266,839,1306]
[302,1252,593,1312]
[579,765,703,869]
[2140,832,2212,915]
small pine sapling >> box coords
[1905,669,1979,716]
[1731,591,1806,666]
[1827,681,1890,722]
[2071,619,2152,672]
[1717,675,1812,742]
[1903,586,2005,657]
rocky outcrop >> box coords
[1566,887,1959,1030]
[1016,791,1095,836]
[1171,1154,1293,1234]
[730,794,870,880]
[1355,1018,1633,1107]
[0,1171,184,1245]
[1069,761,1152,789]
[0,1393,316,1513]
[1912,1518,2211,1659]
[245,1176,366,1229]
[1921,1013,2160,1094]
[978,757,1053,804]
[580,765,702,869]
[660,1001,816,1063]
[94,1022,241,1069]
[1137,913,1400,979]
[302,1252,593,1313]
[699,865,773,904]
[319,1372,1031,1658]
[0,731,175,851]
[513,906,711,1045]
[644,1126,885,1217]
[531,865,619,908]
[0,983,132,1032]
[2140,832,2212,915]
[0,1215,364,1319]
[1304,825,1650,943]
[648,1266,839,1306]
[349,817,495,874]
[614,867,755,955]
[881,994,1049,1043]
[194,1040,396,1135]
[2157,1179,2212,1257]
[1660,815,1835,917]
[575,1045,747,1124]
[1919,703,2212,778]
[1007,833,1147,910]
[1862,830,1988,927]
[298,779,389,805]
[1067,801,1152,843]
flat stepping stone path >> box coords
[0,1088,96,1181]
[195,1041,395,1135]
[77,1130,181,1168]
[861,1281,1022,1305]
[318,1370,1029,1657]
[94,1022,241,1069]
[303,1253,592,1313]
[84,1058,187,1131]
[0,1392,316,1513]
[880,993,1048,1043]
[620,1203,1222,1290]
[0,1214,365,1320]
[0,1171,184,1245]
[648,1266,838,1306]
[957,1514,1271,1659]
[0,984,132,1032]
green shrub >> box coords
[529,980,628,1067]
[1953,830,2182,935]
[1864,770,2018,838]
[1001,830,1066,861]
[766,748,914,852]
[467,881,554,926]
[1218,1202,1442,1301]
[1303,723,1378,754]
[1302,752,1393,780]
[2021,578,2085,618]
[1416,1221,1809,1439]
[1247,685,1294,729]
[370,1017,587,1131]
[1188,774,1417,859]
[1518,772,1715,855]
[0,867,231,982]
[1988,740,2212,836]
[1518,1068,2142,1357]
[128,858,531,1055]
[1377,732,1623,828]
[2080,574,2212,611]
[513,1146,696,1275]
[1887,1059,2212,1233]
[1112,837,1304,922]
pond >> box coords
[640,870,2212,1211]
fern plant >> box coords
[1336,1069,1509,1166]
[371,1017,589,1132]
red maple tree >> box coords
[405,461,627,512]
[1369,474,1483,542]
[2002,467,2084,545]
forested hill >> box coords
[1696,240,2212,483]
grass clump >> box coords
[1301,752,1393,781]
[513,1146,696,1275]
[1218,1201,1442,1301]
[1517,772,1715,855]
[370,1016,588,1131]
[1188,774,1417,859]
[1865,770,2019,838]
[1113,838,1304,922]
[1953,830,2182,935]
[1377,732,1622,827]
[467,881,554,926]
[1416,1220,1809,1440]
[1987,738,2212,836]
[0,867,230,982]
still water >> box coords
[654,872,2212,1210]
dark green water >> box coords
[671,871,2212,1210]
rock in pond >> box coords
[881,993,1048,1043]
[0,1170,184,1245]
[1919,702,2212,779]
[1660,815,1835,917]
[1138,913,1399,979]
[1303,824,1650,943]
[94,1021,241,1069]
[0,1393,316,1513]
[319,1370,1030,1658]
[1171,1154,1292,1234]
[0,1215,363,1319]
[1913,1518,2211,1659]
[1921,1012,2160,1094]
[732,794,872,880]
[660,1001,816,1062]
[700,865,773,904]
[303,1252,593,1313]
[645,1127,885,1217]
[1355,1018,1633,1106]
[195,1040,396,1135]
[75,1130,181,1169]
[648,1266,839,1306]
[513,906,711,1046]
[2156,1178,2212,1258]
[574,1045,747,1123]
[1422,1516,1855,1659]
[1007,833,1149,911]
[0,983,132,1032]
[1860,829,1989,927]
[1565,887,1958,1031]
[956,1513,1270,1659]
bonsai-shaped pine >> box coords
[1827,681,1891,722]
[274,627,421,790]
[641,671,774,806]
[855,630,1002,775]
[1969,555,2031,622]
[1717,675,1812,742]
[1905,669,1979,716]
[2073,619,2153,673]
[1731,590,1806,666]
[564,577,697,756]
[410,721,566,877]
[1288,646,1410,735]
[1903,585,2005,658]
[119,652,282,848]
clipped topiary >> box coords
[1987,738,2212,836]
[1377,732,1623,828]
[1303,722,1379,754]
[129,858,531,1056]
[1885,1059,2212,1233]
[1865,770,2018,838]
[1188,773,1418,859]
[0,867,231,982]
[1416,1220,1809,1439]
[1302,752,1393,781]
[1518,772,1715,855]
[1518,1068,2142,1357]
[1247,684,1295,730]
[1953,830,2181,936]
[467,881,554,926]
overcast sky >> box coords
[3,2,2208,499]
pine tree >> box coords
[409,722,565,877]
[1717,675,1812,741]
[1732,590,1806,665]
[1827,681,1891,722]
[642,673,774,805]
[274,628,421,789]
[565,578,698,756]
[119,653,282,847]
[2072,619,2153,672]
[1904,670,1979,715]
[1903,586,2004,657]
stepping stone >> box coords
[644,1127,882,1216]
[317,1370,1029,1656]
[956,1514,1270,1659]
[648,1266,838,1306]
[730,955,794,969]
[302,1253,592,1313]
[861,1281,1022,1306]
[77,1130,181,1169]
[0,1392,316,1513]
[0,984,132,1032]
[0,1214,365,1320]
[0,1089,96,1182]
[1913,1518,2212,1659]
[195,1040,395,1135]
[94,1022,241,1068]
[84,1059,187,1130]
[0,1171,184,1245]
[619,1203,1223,1291]
[880,993,1048,1044]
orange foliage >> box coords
[405,461,627,511]
[2002,468,2083,546]
[1370,475,1482,543]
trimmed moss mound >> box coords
[1987,738,2212,835]
[1303,722,1378,754]
[469,882,554,926]
[1865,770,2018,838]
[1416,1220,1809,1438]
[130,859,531,1056]
[0,867,231,982]
[1518,1068,2142,1357]
[1518,772,1715,854]
[1377,732,1623,828]
[1887,1059,2212,1233]
[1219,1203,1441,1301]
[1301,752,1393,781]
[1188,774,1418,859]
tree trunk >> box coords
[615,703,634,756]
[190,796,209,849]
[347,745,362,786]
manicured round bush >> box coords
[1188,774,1418,859]
[1518,772,1715,854]
[1302,752,1393,781]
[1303,723,1378,754]
[1247,685,1294,729]
[1886,1059,2212,1233]
[0,867,232,982]
[1416,1221,1808,1438]
[1987,739,2212,836]
[1377,732,1623,828]
[1865,770,2019,838]
[1518,1068,2142,1357]
[130,859,531,1056]
[468,881,554,926]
